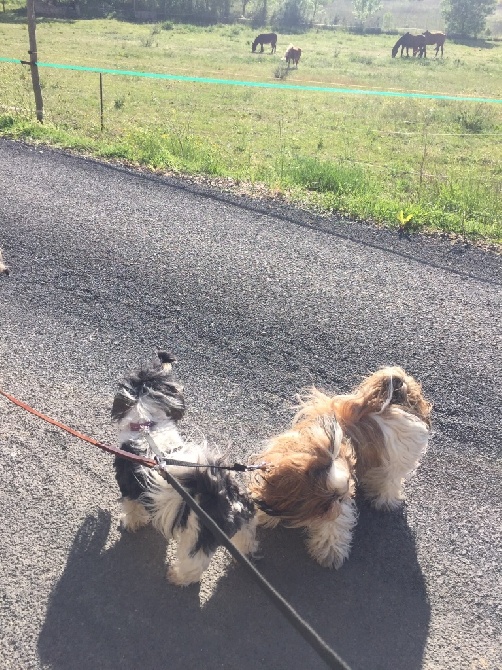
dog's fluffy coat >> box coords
[250,366,431,568]
[112,351,257,586]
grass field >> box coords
[0,15,501,243]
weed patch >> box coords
[283,156,368,195]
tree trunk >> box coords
[26,0,44,123]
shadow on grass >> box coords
[38,502,430,670]
[450,37,499,49]
[0,8,26,24]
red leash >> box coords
[0,388,268,472]
[0,388,157,467]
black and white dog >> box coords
[112,351,257,586]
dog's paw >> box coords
[254,509,282,528]
[308,542,348,569]
[167,565,198,587]
[370,493,404,511]
[120,513,150,532]
[120,516,141,532]
[119,499,151,531]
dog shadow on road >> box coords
[38,502,430,670]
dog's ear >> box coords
[159,384,185,421]
[111,388,135,421]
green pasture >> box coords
[0,18,501,242]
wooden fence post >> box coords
[99,72,104,131]
[26,0,44,123]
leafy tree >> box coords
[158,0,232,22]
[274,0,310,28]
[251,0,268,25]
[352,0,382,28]
[441,0,497,37]
[306,0,330,24]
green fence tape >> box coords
[1,56,501,104]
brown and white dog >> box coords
[249,414,357,569]
[249,366,431,568]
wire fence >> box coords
[2,56,502,104]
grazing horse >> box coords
[392,33,426,58]
[284,45,302,68]
[423,30,446,57]
[252,33,277,54]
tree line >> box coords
[36,0,498,37]
[48,0,328,26]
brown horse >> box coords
[392,33,426,58]
[252,33,277,54]
[284,45,302,68]
[423,30,446,57]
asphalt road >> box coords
[0,138,501,670]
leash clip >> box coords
[248,461,271,472]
